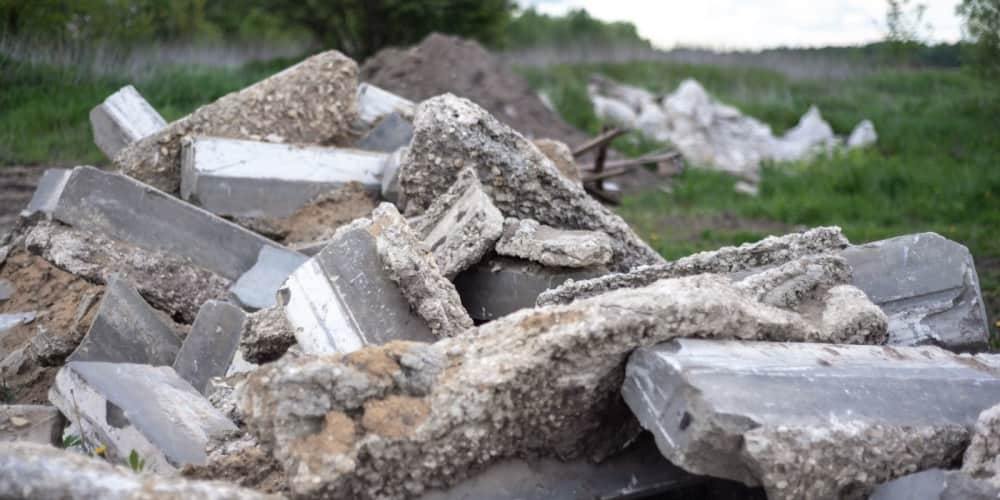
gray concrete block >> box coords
[0,405,64,445]
[454,256,607,321]
[22,168,70,216]
[357,83,416,127]
[869,469,1000,500]
[89,85,167,158]
[380,147,406,204]
[68,277,180,366]
[229,246,308,311]
[842,232,990,351]
[496,217,614,268]
[356,112,414,153]
[48,361,237,472]
[47,166,284,281]
[180,136,385,219]
[0,312,35,333]
[173,301,247,394]
[622,339,1000,499]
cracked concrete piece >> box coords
[173,301,247,394]
[0,442,274,499]
[356,112,414,153]
[230,246,308,311]
[538,226,849,306]
[114,50,359,194]
[532,138,581,185]
[962,403,1000,487]
[496,217,614,268]
[241,260,887,499]
[869,469,1000,500]
[399,94,662,272]
[454,256,607,321]
[45,166,285,281]
[25,219,229,323]
[841,232,990,351]
[240,306,296,364]
[0,405,64,445]
[357,83,416,127]
[180,136,384,218]
[22,168,70,216]
[49,362,237,472]
[410,168,503,278]
[622,339,1000,500]
[89,85,167,159]
[67,277,181,366]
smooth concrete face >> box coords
[869,469,1000,500]
[89,85,167,158]
[48,166,283,280]
[22,168,71,216]
[355,112,414,153]
[229,246,309,311]
[172,300,247,394]
[356,83,416,127]
[180,137,385,218]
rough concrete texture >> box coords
[114,50,359,194]
[869,469,1000,500]
[173,300,247,394]
[68,276,181,366]
[398,94,662,272]
[454,256,607,322]
[0,442,275,499]
[356,83,416,127]
[0,405,64,445]
[229,246,308,311]
[410,168,504,278]
[25,219,228,323]
[841,232,990,351]
[532,138,581,185]
[622,339,1000,500]
[181,432,289,495]
[962,403,1000,486]
[537,226,849,306]
[240,306,296,364]
[89,85,167,159]
[356,112,414,153]
[240,261,887,499]
[49,361,237,472]
[496,217,614,268]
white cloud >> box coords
[518,0,964,49]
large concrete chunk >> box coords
[869,469,1000,500]
[89,85,167,158]
[496,217,614,268]
[399,94,663,272]
[0,405,64,445]
[841,232,990,351]
[961,402,1000,487]
[115,50,359,193]
[229,246,308,311]
[454,256,606,321]
[180,137,385,219]
[411,168,503,278]
[622,339,1000,500]
[49,362,237,472]
[173,301,247,394]
[68,277,180,366]
[0,442,272,499]
[241,258,885,499]
[357,82,416,127]
[45,166,284,281]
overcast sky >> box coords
[519,0,964,50]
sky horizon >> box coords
[518,0,965,50]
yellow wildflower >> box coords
[94,444,106,456]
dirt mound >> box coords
[362,33,589,147]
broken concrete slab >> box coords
[229,246,308,311]
[21,168,70,216]
[869,469,1000,500]
[961,402,1000,487]
[410,168,504,278]
[841,232,990,351]
[0,405,64,445]
[537,226,849,306]
[114,50,359,194]
[180,136,385,219]
[356,82,416,127]
[241,260,886,498]
[43,166,285,281]
[496,218,614,268]
[281,204,468,354]
[399,94,663,272]
[173,301,247,394]
[89,85,167,159]
[67,276,181,366]
[454,256,606,321]
[49,361,237,472]
[0,442,273,499]
[356,112,414,153]
[622,339,1000,500]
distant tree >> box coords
[957,0,1000,74]
[882,0,932,64]
[505,7,650,50]
[0,0,213,43]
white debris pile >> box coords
[588,75,878,182]
[0,46,992,500]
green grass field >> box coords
[2,53,997,332]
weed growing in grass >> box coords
[128,449,146,473]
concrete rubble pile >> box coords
[0,48,994,500]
